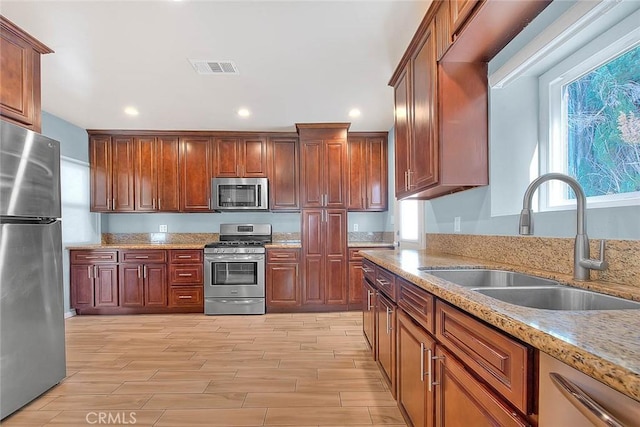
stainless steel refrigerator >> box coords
[0,120,66,419]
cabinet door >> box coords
[301,209,324,304]
[144,264,167,307]
[325,209,347,305]
[89,136,112,212]
[394,67,411,198]
[347,137,366,211]
[450,0,480,36]
[135,137,157,211]
[119,265,144,307]
[435,346,529,427]
[376,293,396,397]
[365,136,388,211]
[269,138,299,211]
[214,138,240,177]
[0,28,37,130]
[435,0,452,60]
[242,137,268,177]
[157,136,180,212]
[300,140,324,208]
[362,278,376,354]
[325,139,347,208]
[410,22,438,192]
[70,264,94,307]
[112,137,135,212]
[180,137,213,211]
[266,263,300,307]
[95,265,118,307]
[348,261,363,306]
[397,310,435,427]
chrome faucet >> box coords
[519,173,608,281]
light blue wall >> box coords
[424,1,640,240]
[42,112,100,315]
[42,111,88,162]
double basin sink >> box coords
[417,268,640,311]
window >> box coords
[60,157,100,244]
[541,23,640,210]
[395,199,425,249]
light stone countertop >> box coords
[360,248,640,402]
[66,243,205,250]
[348,242,395,248]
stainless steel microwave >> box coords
[211,177,269,211]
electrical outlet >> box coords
[454,217,461,233]
[159,224,168,232]
[353,223,359,232]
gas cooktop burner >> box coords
[204,240,267,248]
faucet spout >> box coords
[518,173,607,281]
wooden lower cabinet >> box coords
[362,278,376,355]
[70,249,203,314]
[376,292,396,397]
[266,248,301,311]
[435,346,529,427]
[364,258,537,426]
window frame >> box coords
[539,16,640,212]
[394,199,425,250]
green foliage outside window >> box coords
[564,44,640,198]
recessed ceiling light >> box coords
[237,108,250,117]
[349,108,361,118]
[124,106,139,116]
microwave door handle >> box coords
[255,185,260,207]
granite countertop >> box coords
[348,242,395,248]
[360,248,640,402]
[266,242,302,249]
[66,243,206,250]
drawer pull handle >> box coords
[84,255,111,260]
[362,267,373,273]
[274,254,290,258]
[178,273,193,277]
[550,373,624,427]
[134,256,149,259]
[376,278,390,286]
[177,255,192,259]
[178,295,193,299]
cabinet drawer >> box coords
[120,250,167,263]
[169,249,203,264]
[362,258,376,283]
[169,286,203,307]
[375,267,396,302]
[70,250,118,264]
[348,248,364,261]
[267,248,300,262]
[169,264,203,285]
[435,300,532,414]
[398,278,434,334]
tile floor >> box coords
[2,312,406,426]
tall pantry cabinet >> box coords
[298,123,349,309]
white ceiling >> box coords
[2,1,431,132]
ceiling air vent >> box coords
[188,59,239,75]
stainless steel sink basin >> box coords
[419,268,560,288]
[475,287,640,310]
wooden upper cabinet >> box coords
[298,123,349,209]
[450,0,480,37]
[134,137,157,211]
[214,137,267,177]
[394,67,412,199]
[435,0,452,60]
[89,135,112,212]
[348,133,388,212]
[111,137,135,212]
[268,137,300,211]
[0,16,53,133]
[156,137,180,212]
[180,137,214,212]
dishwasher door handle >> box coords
[549,373,624,427]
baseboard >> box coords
[64,309,76,319]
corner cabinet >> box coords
[0,16,53,133]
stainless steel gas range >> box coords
[203,223,271,315]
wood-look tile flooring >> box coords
[3,312,406,427]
